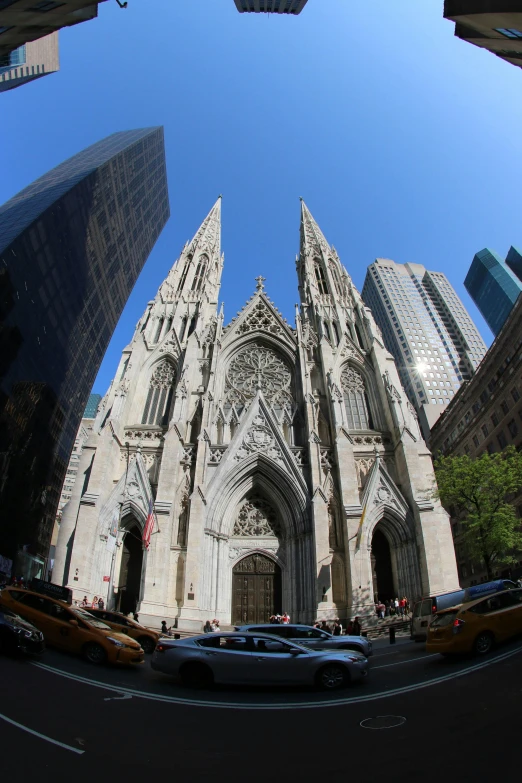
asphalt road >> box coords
[2,636,522,781]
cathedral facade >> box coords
[53,198,459,629]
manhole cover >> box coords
[360,715,406,730]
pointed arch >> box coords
[141,359,176,426]
[191,254,208,292]
[314,258,329,295]
[341,364,373,430]
[329,259,343,296]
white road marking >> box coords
[0,711,85,754]
[360,715,406,730]
[31,644,522,711]
[373,654,440,669]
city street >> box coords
[1,637,521,780]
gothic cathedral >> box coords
[53,198,459,628]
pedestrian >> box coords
[399,597,406,617]
[282,612,290,624]
[275,613,282,623]
[133,612,139,623]
[320,619,330,634]
[98,597,105,610]
[269,615,277,624]
[203,620,212,633]
[333,619,342,636]
[313,620,321,628]
[352,617,362,636]
[385,600,391,617]
[80,595,88,608]
[378,602,385,620]
[91,595,98,609]
[345,618,354,635]
[161,620,169,635]
[394,597,399,616]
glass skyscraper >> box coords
[0,128,169,578]
[464,247,522,337]
[362,259,487,438]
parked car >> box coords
[84,608,160,654]
[152,631,369,690]
[0,586,144,666]
[411,579,517,642]
[0,607,45,656]
[234,623,372,657]
[426,588,522,656]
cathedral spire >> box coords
[299,198,331,260]
[187,195,221,260]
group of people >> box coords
[313,617,363,636]
[203,620,221,633]
[375,597,410,620]
[79,595,105,610]
[268,612,290,624]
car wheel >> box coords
[180,663,214,689]
[316,664,349,691]
[83,642,107,665]
[473,631,494,656]
[138,636,155,655]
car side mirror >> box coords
[290,648,303,655]
[69,619,78,627]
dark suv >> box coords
[234,624,372,656]
[0,607,45,656]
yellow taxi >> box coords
[84,608,160,654]
[426,588,522,656]
[0,586,144,665]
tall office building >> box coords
[0,128,169,580]
[234,0,308,13]
[362,259,487,438]
[444,2,522,70]
[0,32,59,93]
[465,247,522,337]
[0,1,106,59]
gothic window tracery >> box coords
[141,360,176,426]
[329,261,343,296]
[191,254,208,292]
[341,366,373,430]
[225,345,293,412]
[177,258,190,292]
[314,260,329,295]
[233,497,280,537]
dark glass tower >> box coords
[0,127,169,577]
[464,248,522,337]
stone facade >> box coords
[53,198,459,629]
[429,294,522,586]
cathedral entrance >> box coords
[371,528,395,602]
[232,553,281,625]
[116,525,143,616]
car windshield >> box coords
[430,610,460,628]
[71,607,111,630]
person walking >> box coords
[97,597,105,610]
[80,596,88,608]
[345,618,354,635]
[203,620,212,633]
[282,612,290,624]
[399,597,406,617]
[352,617,362,636]
[394,597,399,616]
[378,602,385,620]
[333,619,342,636]
[320,620,330,634]
[91,595,98,609]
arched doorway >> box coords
[371,528,395,602]
[232,553,281,625]
[116,524,143,615]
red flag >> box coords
[143,497,156,549]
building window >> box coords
[508,419,518,439]
[481,424,489,438]
[501,400,510,416]
[472,435,479,448]
[314,261,329,295]
[495,28,522,39]
[487,442,495,454]
[511,388,521,403]
[191,254,208,292]
[491,412,499,427]
[497,431,508,449]
[341,366,373,430]
[141,360,176,426]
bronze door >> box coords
[232,553,281,625]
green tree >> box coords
[434,446,522,581]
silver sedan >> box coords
[151,632,369,690]
[235,623,373,657]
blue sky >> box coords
[2,0,522,396]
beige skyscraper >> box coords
[0,33,59,93]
